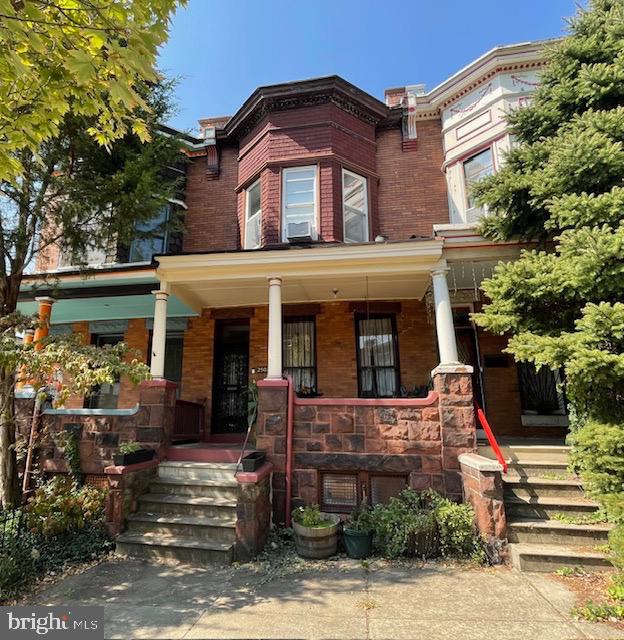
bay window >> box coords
[282,166,317,242]
[342,169,369,243]
[244,179,262,249]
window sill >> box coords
[520,414,569,427]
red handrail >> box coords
[474,402,508,473]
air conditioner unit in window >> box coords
[286,220,313,241]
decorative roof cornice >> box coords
[223,75,389,140]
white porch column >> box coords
[151,289,169,378]
[431,268,460,365]
[267,277,283,379]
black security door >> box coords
[212,320,250,433]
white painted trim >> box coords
[244,178,262,250]
[521,414,569,427]
[157,240,445,285]
[43,404,140,417]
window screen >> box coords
[283,317,317,395]
[356,315,399,398]
[370,475,408,505]
[321,474,358,510]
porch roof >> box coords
[156,239,445,311]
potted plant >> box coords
[343,505,374,559]
[113,441,155,466]
[292,505,340,559]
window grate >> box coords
[321,474,358,510]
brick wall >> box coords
[183,144,240,253]
[376,122,448,239]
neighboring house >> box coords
[18,40,569,531]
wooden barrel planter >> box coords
[293,514,341,559]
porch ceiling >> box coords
[157,240,444,311]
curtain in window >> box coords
[357,317,397,398]
[283,318,316,395]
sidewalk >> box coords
[31,557,621,639]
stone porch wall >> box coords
[256,367,477,524]
[16,380,177,476]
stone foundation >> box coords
[104,459,160,537]
[459,452,507,561]
[235,464,273,561]
[256,367,477,522]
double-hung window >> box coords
[463,148,494,210]
[128,205,171,263]
[355,314,400,398]
[342,169,369,243]
[282,166,317,242]
[283,317,317,395]
[244,179,262,249]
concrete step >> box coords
[503,476,585,499]
[138,493,238,519]
[150,477,240,499]
[126,513,236,543]
[505,496,601,520]
[116,532,234,565]
[505,461,574,479]
[509,542,613,573]
[158,461,239,483]
[507,519,612,546]
[479,443,570,464]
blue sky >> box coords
[158,0,581,134]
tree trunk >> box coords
[0,369,19,509]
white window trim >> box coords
[342,168,369,243]
[281,165,318,242]
[244,179,262,250]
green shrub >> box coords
[572,602,624,622]
[607,572,624,602]
[118,441,141,454]
[0,546,34,601]
[368,488,485,562]
[569,420,624,522]
[25,476,106,537]
[345,505,374,533]
[609,525,624,570]
[435,498,485,560]
[292,505,334,528]
[29,524,113,572]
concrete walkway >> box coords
[30,557,621,639]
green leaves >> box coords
[0,0,185,179]
[473,0,624,429]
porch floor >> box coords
[167,443,259,464]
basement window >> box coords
[320,472,408,512]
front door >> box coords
[212,320,250,434]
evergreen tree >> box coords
[472,0,624,523]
